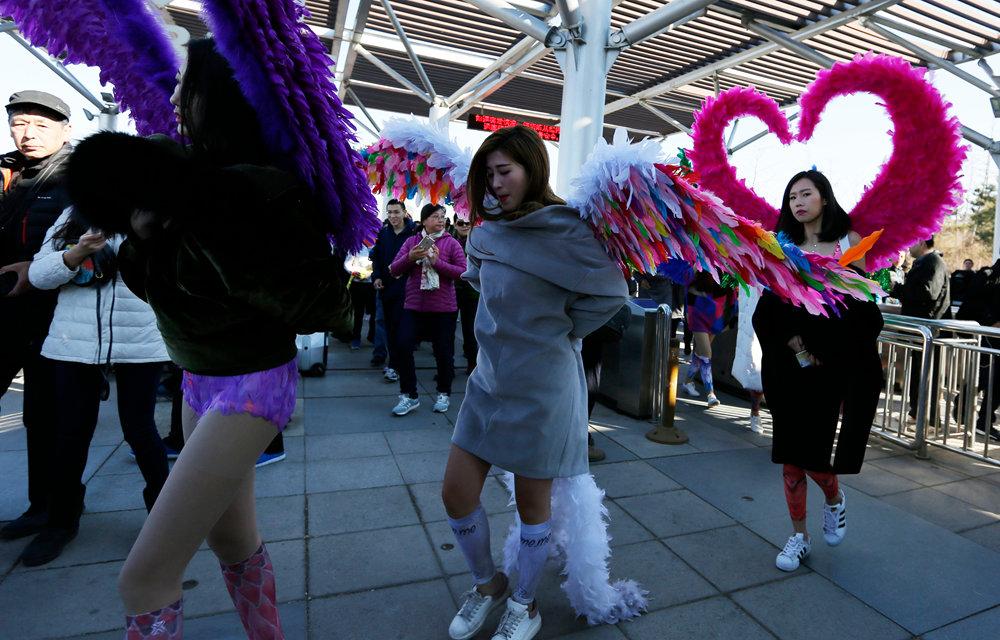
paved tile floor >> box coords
[2,340,1000,639]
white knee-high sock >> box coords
[512,520,551,605]
[448,505,496,585]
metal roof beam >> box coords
[639,100,692,134]
[978,59,1000,91]
[555,0,582,32]
[344,86,381,133]
[333,0,375,91]
[445,36,541,106]
[743,18,835,68]
[5,28,106,112]
[609,0,717,49]
[604,0,904,116]
[729,111,799,154]
[978,58,1000,87]
[450,44,551,118]
[355,45,433,104]
[863,18,1000,97]
[865,15,982,60]
[464,0,565,47]
[510,1,555,18]
[381,0,437,99]
[960,124,1000,153]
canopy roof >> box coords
[161,0,999,138]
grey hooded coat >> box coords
[452,205,628,479]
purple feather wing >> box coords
[0,0,179,136]
[200,0,380,252]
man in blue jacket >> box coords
[372,199,416,382]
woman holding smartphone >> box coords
[753,170,883,572]
[21,211,169,568]
[388,203,466,416]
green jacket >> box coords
[117,164,352,375]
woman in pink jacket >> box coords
[389,203,467,416]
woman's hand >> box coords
[0,261,32,296]
[63,230,107,269]
[787,335,821,367]
[408,245,429,261]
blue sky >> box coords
[0,35,995,213]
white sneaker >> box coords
[449,586,506,640]
[491,598,541,640]
[706,393,721,408]
[392,395,420,416]
[775,533,811,572]
[823,492,847,546]
[383,367,399,383]
[750,415,763,434]
[433,393,451,413]
[682,381,699,397]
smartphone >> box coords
[416,236,436,252]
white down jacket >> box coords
[28,209,168,365]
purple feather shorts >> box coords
[182,360,299,431]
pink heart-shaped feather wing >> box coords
[690,54,966,271]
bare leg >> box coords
[693,332,712,359]
[750,391,763,417]
[513,476,553,525]
[442,445,506,595]
[118,405,277,614]
[441,444,491,519]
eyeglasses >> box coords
[455,221,470,227]
[425,213,447,221]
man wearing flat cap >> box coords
[0,90,74,541]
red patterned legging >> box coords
[783,464,840,521]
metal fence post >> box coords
[647,305,688,445]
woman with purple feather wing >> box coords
[66,39,356,640]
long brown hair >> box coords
[466,125,564,223]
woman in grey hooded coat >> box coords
[441,126,627,640]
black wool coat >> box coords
[753,290,884,474]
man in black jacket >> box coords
[892,236,951,423]
[955,260,1000,440]
[0,91,74,541]
[371,199,416,382]
[950,258,976,303]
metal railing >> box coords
[640,305,1000,464]
[875,313,1000,466]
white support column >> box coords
[429,102,451,132]
[98,110,120,132]
[554,0,613,195]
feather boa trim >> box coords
[500,472,649,625]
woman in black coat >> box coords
[753,170,883,573]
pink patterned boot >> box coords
[125,598,183,639]
[220,543,284,640]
